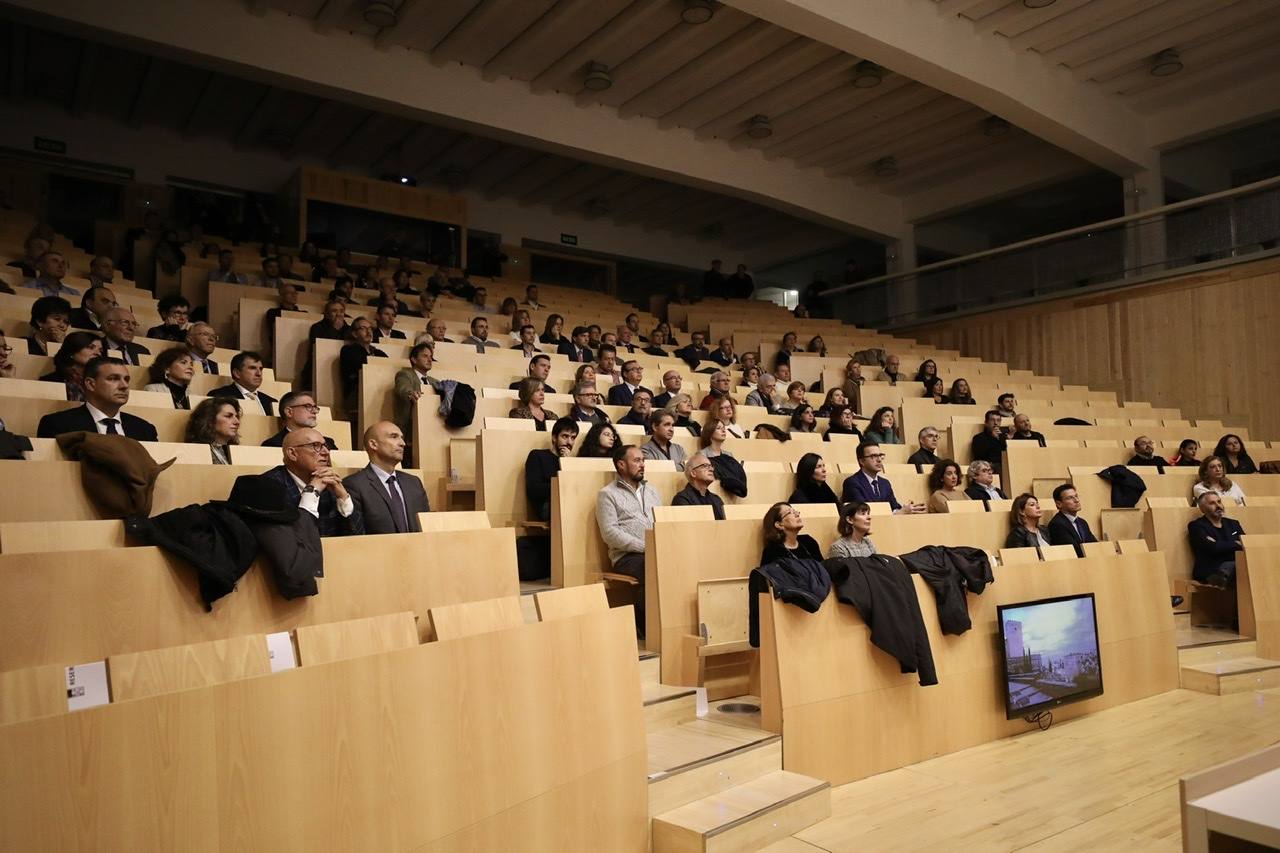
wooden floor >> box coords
[771,687,1280,852]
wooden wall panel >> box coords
[899,258,1280,437]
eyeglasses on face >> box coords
[690,463,713,472]
[295,441,329,453]
[287,402,321,413]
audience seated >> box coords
[830,501,876,558]
[25,251,78,298]
[840,360,866,413]
[842,441,923,513]
[556,326,593,363]
[209,352,276,416]
[186,322,222,374]
[426,318,452,343]
[25,295,71,356]
[1128,435,1164,468]
[392,342,440,439]
[596,444,659,632]
[709,336,737,367]
[651,369,682,408]
[36,356,159,440]
[208,249,247,284]
[996,393,1017,418]
[39,329,102,400]
[186,398,241,464]
[606,360,647,406]
[641,329,669,357]
[264,428,364,537]
[1214,434,1257,474]
[1046,483,1097,557]
[965,460,1008,502]
[1005,493,1050,549]
[623,313,646,343]
[879,353,904,385]
[262,390,337,450]
[570,382,608,425]
[525,417,578,521]
[460,316,500,352]
[616,388,652,430]
[914,359,938,383]
[143,347,195,409]
[923,376,946,403]
[507,353,556,396]
[945,378,975,405]
[745,372,778,411]
[699,371,731,409]
[642,410,687,470]
[595,344,621,385]
[927,460,969,512]
[740,364,761,388]
[511,323,542,357]
[509,377,557,431]
[708,396,746,438]
[1009,414,1046,446]
[372,303,405,343]
[7,233,48,278]
[674,331,711,366]
[0,333,14,378]
[664,394,701,437]
[816,387,848,418]
[776,381,807,413]
[1188,492,1244,587]
[101,307,151,365]
[521,284,542,310]
[147,295,192,342]
[575,361,598,391]
[1171,439,1200,467]
[672,453,725,519]
[761,502,823,563]
[343,421,429,533]
[908,426,941,467]
[539,314,568,348]
[825,404,862,440]
[69,285,116,331]
[970,410,1008,474]
[790,452,839,506]
[863,406,902,445]
[1193,456,1246,505]
[790,404,817,434]
[579,422,620,459]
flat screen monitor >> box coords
[997,593,1103,720]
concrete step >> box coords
[648,719,780,816]
[1180,657,1280,694]
[644,682,697,733]
[652,770,830,853]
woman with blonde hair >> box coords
[664,392,701,437]
[509,376,557,431]
[707,395,746,438]
[1193,456,1246,505]
[1005,493,1051,549]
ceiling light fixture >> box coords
[1150,48,1183,77]
[584,62,613,91]
[1021,0,1057,8]
[362,0,398,28]
[852,60,885,89]
[746,115,773,139]
[872,156,899,178]
[983,116,1011,137]
[681,0,715,25]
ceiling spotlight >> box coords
[1150,48,1183,77]
[872,156,899,178]
[681,0,715,24]
[584,198,610,218]
[983,116,1011,137]
[746,115,773,139]
[852,60,885,89]
[362,0,398,28]
[1021,0,1057,8]
[399,176,410,184]
[584,62,613,92]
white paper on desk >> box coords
[266,632,297,672]
[65,661,110,711]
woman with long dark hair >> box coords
[39,330,102,401]
[788,452,839,506]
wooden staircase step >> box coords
[1178,639,1257,668]
[652,770,831,853]
[648,720,780,816]
[644,682,697,732]
[1181,657,1280,695]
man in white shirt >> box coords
[263,427,364,537]
[36,356,159,440]
[210,351,277,417]
[521,284,541,310]
[187,323,221,374]
[342,420,430,533]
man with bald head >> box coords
[186,322,220,374]
[100,306,151,365]
[342,420,430,533]
[426,317,452,344]
[263,427,364,537]
[672,453,725,519]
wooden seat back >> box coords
[428,596,526,640]
[108,633,271,702]
[295,612,419,666]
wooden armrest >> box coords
[601,572,640,586]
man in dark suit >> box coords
[1188,492,1245,586]
[840,441,924,513]
[68,285,117,331]
[100,307,151,365]
[673,331,711,366]
[371,303,406,343]
[186,323,221,374]
[558,326,593,363]
[37,356,158,440]
[606,360,648,406]
[209,351,277,417]
[508,353,556,396]
[342,421,429,534]
[261,389,337,450]
[1046,484,1097,558]
[263,427,364,537]
[970,409,1009,475]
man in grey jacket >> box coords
[745,373,777,411]
[596,444,661,635]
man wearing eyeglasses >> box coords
[263,427,364,537]
[672,452,724,519]
[261,390,338,449]
[100,307,151,366]
[186,323,221,374]
[841,441,924,514]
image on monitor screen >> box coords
[998,593,1103,719]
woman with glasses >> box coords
[761,502,824,563]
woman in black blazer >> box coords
[1004,493,1051,549]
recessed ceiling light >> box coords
[1150,48,1183,77]
[873,156,899,178]
[362,0,398,28]
[584,62,613,91]
[746,115,773,139]
[852,61,884,89]
[681,0,714,25]
[983,116,1011,137]
[1021,0,1056,8]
